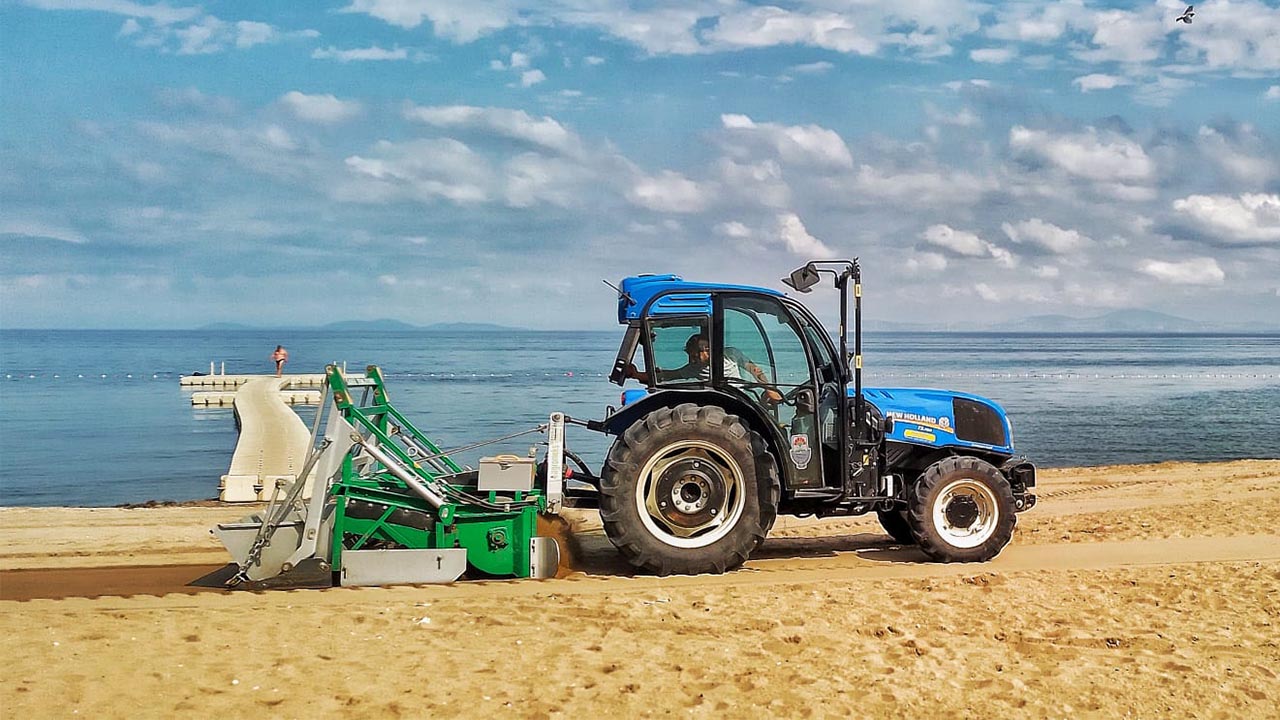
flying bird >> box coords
[1176,5,1195,23]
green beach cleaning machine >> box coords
[214,364,570,587]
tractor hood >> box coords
[855,387,1015,456]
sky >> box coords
[1,0,1278,330]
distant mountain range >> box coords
[192,311,1277,334]
[196,320,524,332]
[865,309,1279,334]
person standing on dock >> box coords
[272,345,289,377]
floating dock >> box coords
[180,373,325,389]
[191,390,321,406]
[181,373,324,502]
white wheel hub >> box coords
[931,477,999,549]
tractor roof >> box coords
[617,274,784,323]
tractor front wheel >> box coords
[907,456,1015,562]
[599,403,779,575]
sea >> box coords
[1,329,1277,507]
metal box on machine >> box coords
[478,455,537,492]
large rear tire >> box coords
[599,403,779,575]
[876,509,914,545]
[907,456,1015,562]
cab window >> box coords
[647,318,708,387]
[722,296,812,391]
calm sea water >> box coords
[1,330,1277,507]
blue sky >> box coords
[2,0,1278,329]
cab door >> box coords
[718,294,824,489]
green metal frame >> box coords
[324,365,544,579]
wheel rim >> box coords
[931,478,999,549]
[635,439,746,549]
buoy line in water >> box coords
[2,371,1277,381]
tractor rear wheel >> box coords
[876,509,914,545]
[599,403,779,575]
[907,456,1015,562]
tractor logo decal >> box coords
[903,428,937,443]
[886,410,954,435]
[789,434,812,470]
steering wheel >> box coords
[739,382,798,407]
[780,385,810,406]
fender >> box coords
[600,388,789,485]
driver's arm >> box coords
[740,358,783,403]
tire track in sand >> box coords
[3,534,1277,603]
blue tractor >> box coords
[582,260,1037,575]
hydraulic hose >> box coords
[353,436,448,509]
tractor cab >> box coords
[606,274,850,494]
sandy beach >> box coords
[2,459,1278,717]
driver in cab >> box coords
[624,333,784,403]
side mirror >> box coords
[781,263,820,293]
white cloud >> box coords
[339,0,515,41]
[1176,1,1280,73]
[1132,75,1196,108]
[24,0,201,24]
[1073,73,1128,92]
[341,138,493,205]
[703,7,873,54]
[155,86,237,114]
[776,213,832,257]
[502,152,592,208]
[905,251,948,274]
[234,20,275,48]
[943,79,991,91]
[789,61,833,74]
[279,91,362,124]
[312,45,416,62]
[924,102,980,128]
[1267,86,1280,101]
[138,120,316,179]
[1172,194,1280,244]
[1195,125,1276,185]
[970,47,1015,64]
[919,224,983,256]
[720,114,853,169]
[850,165,993,206]
[714,221,752,239]
[921,224,1014,267]
[974,282,1001,302]
[584,55,605,65]
[342,1,981,58]
[1138,258,1225,286]
[627,171,710,213]
[403,105,581,156]
[1010,125,1153,183]
[1075,8,1166,64]
[701,3,980,58]
[987,2,1082,43]
[0,219,88,244]
[170,16,314,54]
[1001,218,1092,255]
[715,158,791,208]
[520,69,546,87]
[102,10,316,55]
